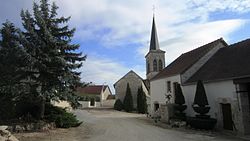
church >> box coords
[114,17,163,110]
[115,16,250,135]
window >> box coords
[167,81,171,92]
[153,59,157,71]
[173,82,179,94]
[147,62,150,74]
[158,59,163,71]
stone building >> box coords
[183,39,250,134]
[114,17,164,111]
[149,36,250,135]
[150,38,227,112]
[145,17,165,80]
[114,70,149,109]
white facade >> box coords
[183,80,248,134]
[101,87,112,100]
[150,75,181,114]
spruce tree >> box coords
[123,83,133,112]
[20,0,86,118]
[0,22,30,119]
[0,21,30,95]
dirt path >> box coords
[15,109,245,141]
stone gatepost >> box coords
[160,104,174,123]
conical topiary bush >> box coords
[192,80,210,116]
[193,80,208,107]
[114,99,123,111]
[174,83,187,120]
[187,80,217,130]
[123,83,133,112]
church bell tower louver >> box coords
[145,16,165,80]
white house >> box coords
[150,36,250,134]
[77,85,113,108]
[183,39,250,134]
[150,38,227,114]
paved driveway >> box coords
[16,109,245,141]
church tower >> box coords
[145,17,165,80]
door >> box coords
[221,103,233,130]
[90,98,95,106]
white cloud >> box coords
[55,0,250,89]
[1,0,250,92]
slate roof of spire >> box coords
[186,38,250,84]
[149,17,160,51]
[151,38,227,81]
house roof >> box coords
[186,38,250,84]
[151,38,227,81]
[77,85,108,95]
[107,95,115,100]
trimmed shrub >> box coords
[173,84,187,120]
[174,84,185,105]
[187,117,217,130]
[193,80,208,107]
[123,83,133,112]
[114,99,123,111]
[44,104,82,128]
[137,86,147,114]
[188,80,217,130]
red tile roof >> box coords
[186,38,250,84]
[77,85,108,95]
[107,95,115,100]
[151,38,227,81]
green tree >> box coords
[114,99,123,111]
[137,86,147,114]
[20,0,86,118]
[193,80,208,107]
[123,83,133,112]
[137,86,142,112]
[0,21,30,119]
[174,84,185,105]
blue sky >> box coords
[1,0,250,93]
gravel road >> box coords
[16,109,246,141]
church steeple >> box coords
[149,17,160,51]
[145,16,165,80]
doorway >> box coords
[221,103,233,130]
[154,103,159,112]
[90,98,95,106]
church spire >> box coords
[149,16,160,51]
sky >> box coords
[1,0,250,93]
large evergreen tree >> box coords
[123,83,133,112]
[0,21,30,119]
[20,0,86,118]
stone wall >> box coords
[0,126,18,141]
[160,104,174,123]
